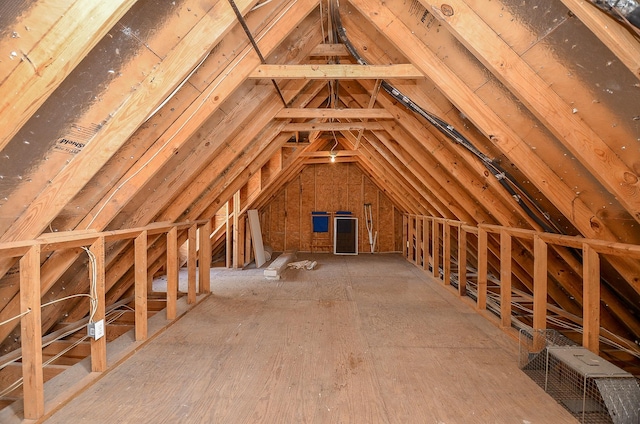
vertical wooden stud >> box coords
[226,199,232,268]
[422,217,430,271]
[135,231,148,341]
[237,214,246,267]
[198,221,212,294]
[187,224,197,304]
[416,217,423,267]
[432,219,440,279]
[233,190,241,269]
[458,226,467,296]
[402,214,408,259]
[477,226,488,310]
[167,227,178,320]
[583,243,600,354]
[245,217,253,263]
[90,236,106,373]
[533,234,548,331]
[500,229,512,328]
[409,215,416,264]
[20,244,44,420]
[443,221,451,286]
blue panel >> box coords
[312,213,329,233]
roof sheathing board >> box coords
[0,0,203,236]
[371,0,640,242]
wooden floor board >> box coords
[45,253,576,423]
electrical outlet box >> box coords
[88,319,105,340]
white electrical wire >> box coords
[86,0,301,232]
[1,247,98,328]
[81,246,99,324]
[41,293,92,309]
[0,306,135,397]
[0,309,31,327]
[465,274,640,361]
[86,51,210,230]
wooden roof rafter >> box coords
[346,0,640,299]
[0,0,138,151]
[423,0,640,225]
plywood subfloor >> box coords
[45,254,577,423]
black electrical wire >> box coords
[331,2,640,343]
[227,0,288,107]
[331,4,561,234]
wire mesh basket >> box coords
[519,328,640,424]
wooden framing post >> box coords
[533,235,548,331]
[226,200,232,268]
[500,229,512,328]
[187,224,197,304]
[198,221,212,294]
[477,226,488,310]
[458,226,467,296]
[432,219,440,280]
[237,214,246,267]
[416,217,423,267]
[245,215,253,264]
[402,214,408,259]
[167,227,178,320]
[409,215,416,264]
[20,244,44,420]
[134,231,148,341]
[443,221,451,286]
[583,243,600,354]
[422,217,430,271]
[89,236,106,373]
[232,190,241,269]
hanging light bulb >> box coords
[330,152,337,163]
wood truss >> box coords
[0,0,639,418]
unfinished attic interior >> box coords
[1,0,640,421]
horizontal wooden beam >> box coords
[275,108,394,119]
[304,157,359,164]
[282,122,385,131]
[301,150,360,157]
[249,64,422,79]
[308,43,351,57]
